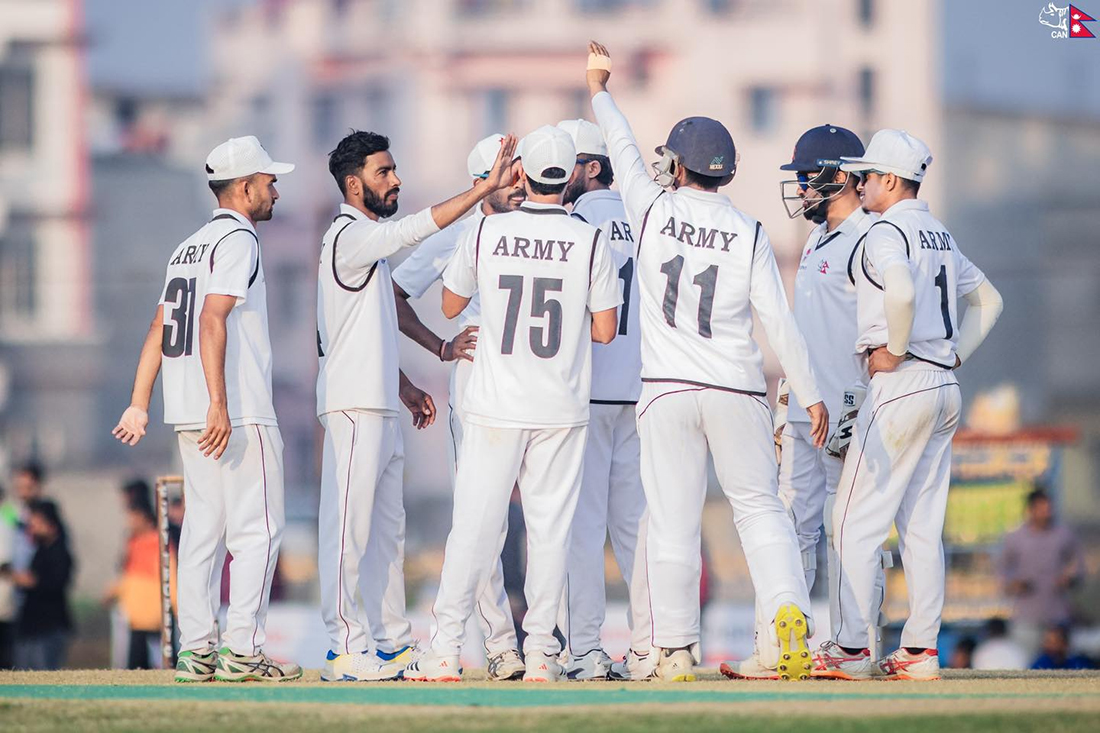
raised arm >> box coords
[113,304,164,446]
[586,41,664,226]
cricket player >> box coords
[586,42,825,682]
[723,124,875,680]
[390,134,527,682]
[813,130,1003,681]
[556,118,653,681]
[405,125,621,682]
[317,130,517,682]
[112,135,301,682]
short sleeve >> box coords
[955,247,986,297]
[587,229,623,313]
[207,231,257,305]
[864,222,909,275]
[442,223,479,299]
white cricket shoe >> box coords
[811,640,877,681]
[878,648,941,681]
[377,642,421,679]
[566,648,612,681]
[321,650,401,682]
[523,651,564,682]
[486,648,525,681]
[654,648,696,683]
[213,647,302,682]
[609,649,657,681]
[403,653,462,683]
[719,653,780,681]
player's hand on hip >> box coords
[586,40,612,93]
[400,382,437,430]
[480,134,519,192]
[198,403,232,459]
[806,401,830,449]
[112,405,149,446]
[445,326,478,362]
[868,346,904,379]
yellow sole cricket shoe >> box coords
[774,603,812,681]
[654,648,697,682]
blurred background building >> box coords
[0,0,1098,666]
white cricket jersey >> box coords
[442,202,622,428]
[316,202,440,416]
[571,189,642,404]
[854,199,986,369]
[159,209,277,430]
[591,91,821,406]
[788,207,875,422]
[392,209,484,329]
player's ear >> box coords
[587,159,601,181]
[344,174,360,196]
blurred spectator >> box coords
[0,484,17,669]
[121,479,152,511]
[11,461,46,573]
[7,500,74,670]
[949,636,977,669]
[972,618,1029,670]
[1001,488,1085,654]
[104,497,162,669]
[1031,625,1095,671]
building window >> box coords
[483,89,509,137]
[312,93,339,149]
[857,0,874,28]
[858,67,875,121]
[0,62,34,151]
[748,86,778,134]
[0,222,37,325]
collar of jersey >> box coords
[212,207,256,233]
[338,202,369,221]
[520,201,568,214]
[881,198,929,218]
[674,187,732,206]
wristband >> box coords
[439,340,448,362]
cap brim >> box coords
[838,156,874,172]
[779,162,814,171]
[260,161,295,175]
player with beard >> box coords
[316,130,517,682]
[390,134,529,681]
[723,124,875,679]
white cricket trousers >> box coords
[637,384,811,650]
[177,424,284,656]
[447,359,520,655]
[562,403,651,656]
[431,422,586,658]
[834,363,961,651]
[318,410,412,656]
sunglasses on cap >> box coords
[853,169,890,181]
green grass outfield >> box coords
[2,669,1099,732]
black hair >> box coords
[589,155,614,186]
[329,130,391,195]
[18,460,44,484]
[984,617,1009,638]
[128,495,157,526]
[526,170,567,196]
[122,479,151,505]
[1027,488,1050,507]
[900,177,921,196]
[28,498,67,544]
[208,178,236,198]
[683,167,724,191]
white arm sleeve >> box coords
[882,264,916,357]
[590,91,664,226]
[340,207,440,271]
[956,278,1003,364]
[749,225,822,408]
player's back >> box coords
[159,210,275,429]
[572,189,641,403]
[855,199,985,368]
[635,188,769,395]
[460,203,618,428]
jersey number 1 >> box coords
[162,276,196,358]
[660,255,718,338]
[499,275,563,359]
[933,265,953,339]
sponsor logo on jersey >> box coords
[818,259,830,274]
[1039,3,1096,39]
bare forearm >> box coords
[396,292,445,356]
[130,319,164,410]
[199,314,228,406]
[429,187,488,231]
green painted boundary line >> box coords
[0,685,1097,708]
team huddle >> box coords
[111,42,1004,684]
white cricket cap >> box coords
[519,125,576,185]
[205,135,294,181]
[556,119,607,157]
[467,133,504,178]
[839,129,932,182]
